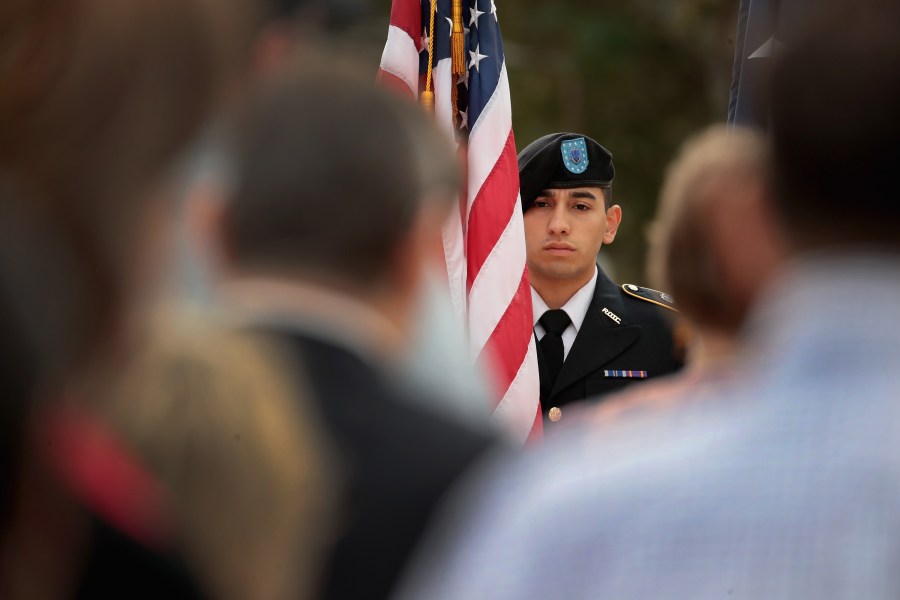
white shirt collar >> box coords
[531,266,599,334]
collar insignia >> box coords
[602,307,622,324]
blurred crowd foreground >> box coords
[0,1,333,598]
[3,0,900,599]
[0,0,495,598]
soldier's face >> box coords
[524,187,621,284]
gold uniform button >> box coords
[548,407,562,422]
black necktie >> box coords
[539,309,571,390]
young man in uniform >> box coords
[518,133,682,425]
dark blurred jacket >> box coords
[267,327,495,600]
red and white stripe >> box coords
[377,0,421,99]
[379,1,541,444]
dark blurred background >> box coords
[329,0,740,282]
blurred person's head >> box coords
[648,125,786,366]
[222,65,460,346]
[768,0,900,251]
[0,0,254,576]
[0,0,252,383]
[95,318,329,600]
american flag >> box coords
[379,0,541,444]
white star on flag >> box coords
[490,0,497,21]
[469,43,487,72]
[421,27,430,52]
[469,3,485,28]
[458,107,469,130]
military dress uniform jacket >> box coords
[538,267,683,422]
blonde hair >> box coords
[648,125,768,333]
[97,316,329,600]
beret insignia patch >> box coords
[561,137,589,174]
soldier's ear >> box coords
[603,205,622,244]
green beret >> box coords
[517,133,615,211]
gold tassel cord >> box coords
[421,90,435,112]
[422,0,438,113]
[451,0,466,76]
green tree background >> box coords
[342,0,739,283]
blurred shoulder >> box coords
[587,364,739,429]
